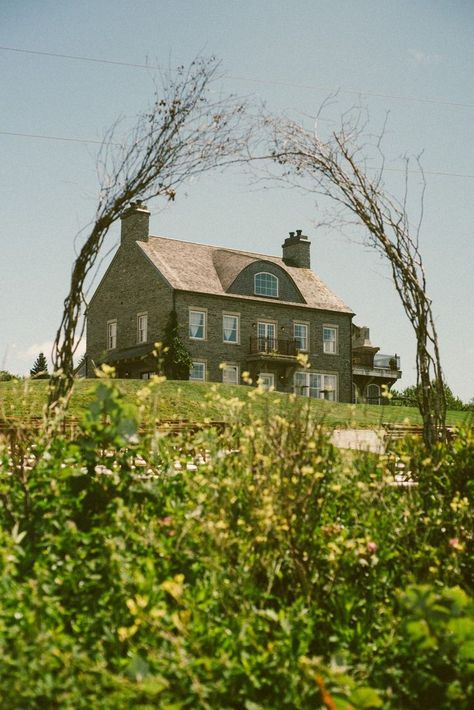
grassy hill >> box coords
[0,378,471,428]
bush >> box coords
[0,370,15,382]
[0,377,472,707]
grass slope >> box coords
[0,379,471,428]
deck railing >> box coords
[249,336,298,356]
[352,353,400,370]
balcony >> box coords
[248,336,299,362]
[374,353,400,370]
[352,352,401,380]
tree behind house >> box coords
[30,352,49,379]
[162,310,192,380]
[393,383,469,412]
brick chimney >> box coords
[282,229,311,268]
[120,200,150,246]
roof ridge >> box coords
[148,234,282,262]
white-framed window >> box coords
[189,309,206,340]
[254,272,279,298]
[107,320,117,350]
[294,371,338,401]
[294,322,309,351]
[137,312,148,344]
[222,364,239,385]
[323,325,338,354]
[258,372,275,390]
[223,313,240,344]
[190,361,206,381]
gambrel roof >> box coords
[139,235,353,314]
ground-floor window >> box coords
[222,364,239,385]
[367,383,381,404]
[294,371,338,400]
[190,361,206,381]
[141,372,154,380]
[258,372,275,390]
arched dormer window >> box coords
[254,272,279,298]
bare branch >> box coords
[48,56,250,417]
[264,107,446,446]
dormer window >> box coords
[254,272,279,298]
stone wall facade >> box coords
[174,291,353,401]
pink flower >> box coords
[367,541,378,554]
[159,516,173,526]
[449,538,459,548]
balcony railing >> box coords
[374,353,400,370]
[249,336,298,357]
[352,353,400,370]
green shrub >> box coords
[0,377,472,708]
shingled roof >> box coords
[139,235,353,314]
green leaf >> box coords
[458,640,474,661]
[350,686,383,708]
[138,675,169,696]
[125,654,150,681]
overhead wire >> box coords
[1,45,473,178]
[1,130,472,179]
[1,44,474,110]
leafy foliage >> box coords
[0,370,15,382]
[0,378,472,707]
[393,383,469,411]
[161,310,192,380]
[29,352,49,379]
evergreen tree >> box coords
[162,310,192,380]
[30,352,49,379]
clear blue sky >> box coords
[1,0,473,400]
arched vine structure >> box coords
[266,109,446,447]
[47,57,248,421]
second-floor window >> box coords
[137,313,148,344]
[189,309,206,340]
[107,320,117,350]
[294,322,308,351]
[223,314,239,344]
[254,272,279,298]
[323,326,338,354]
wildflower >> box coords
[448,537,464,551]
[158,516,173,526]
[367,541,378,554]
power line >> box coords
[383,167,474,178]
[0,45,155,71]
[1,128,473,178]
[0,130,119,146]
[1,44,474,110]
[227,74,474,110]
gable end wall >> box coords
[86,242,173,374]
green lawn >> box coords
[0,378,471,428]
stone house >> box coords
[85,201,400,402]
